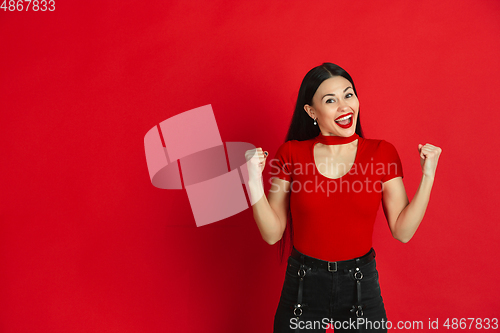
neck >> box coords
[316,131,359,145]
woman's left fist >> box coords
[418,143,442,178]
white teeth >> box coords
[335,114,352,122]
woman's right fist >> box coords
[245,147,269,179]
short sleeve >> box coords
[379,140,404,182]
[268,140,293,182]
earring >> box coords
[313,118,317,125]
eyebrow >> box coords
[321,86,353,99]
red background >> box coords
[1,1,500,332]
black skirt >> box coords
[273,247,387,332]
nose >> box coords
[337,99,351,112]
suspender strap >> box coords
[351,266,364,318]
[293,254,308,332]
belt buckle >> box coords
[328,261,337,272]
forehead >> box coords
[315,76,352,96]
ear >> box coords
[304,104,315,119]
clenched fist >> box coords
[418,143,442,178]
[245,147,269,180]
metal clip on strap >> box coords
[350,267,364,318]
[294,256,308,332]
[294,264,307,317]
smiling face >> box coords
[304,75,359,137]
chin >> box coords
[341,124,356,135]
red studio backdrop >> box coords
[1,1,500,332]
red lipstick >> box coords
[334,112,354,129]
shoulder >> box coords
[273,139,312,162]
[290,139,315,155]
[273,140,295,160]
[361,137,398,152]
[379,140,396,153]
[275,140,295,152]
[276,139,310,151]
[365,138,403,169]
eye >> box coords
[345,93,354,98]
[325,98,336,104]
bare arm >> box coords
[250,177,290,245]
[382,143,442,243]
[382,176,433,243]
[245,147,290,245]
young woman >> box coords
[246,63,442,332]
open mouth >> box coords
[334,113,354,128]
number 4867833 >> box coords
[1,0,55,11]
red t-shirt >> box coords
[269,134,404,262]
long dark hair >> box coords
[278,62,365,262]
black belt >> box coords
[291,247,376,272]
[291,248,376,332]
